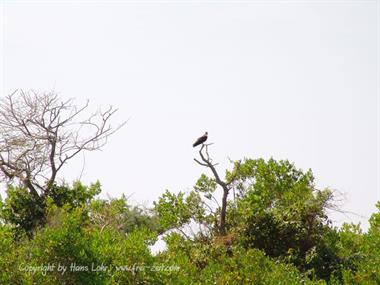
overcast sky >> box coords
[1,0,379,229]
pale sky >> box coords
[1,0,379,230]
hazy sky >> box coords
[1,0,379,229]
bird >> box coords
[193,132,208,147]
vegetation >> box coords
[1,158,378,284]
[0,92,378,284]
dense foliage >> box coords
[0,158,378,284]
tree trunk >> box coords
[219,187,229,235]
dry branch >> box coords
[0,90,125,196]
[194,143,230,235]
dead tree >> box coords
[194,143,233,235]
[0,90,125,198]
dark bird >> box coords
[193,132,208,147]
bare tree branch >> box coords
[0,90,126,196]
[194,143,230,235]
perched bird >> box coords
[193,132,208,147]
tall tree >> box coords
[0,90,125,198]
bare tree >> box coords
[194,144,238,235]
[0,90,125,198]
